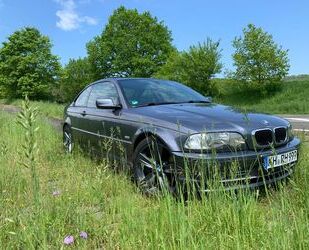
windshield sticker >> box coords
[131,100,139,106]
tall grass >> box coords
[215,80,309,114]
[0,107,308,248]
[0,98,65,119]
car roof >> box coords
[101,77,160,82]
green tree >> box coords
[58,58,93,102]
[87,6,174,79]
[155,39,222,96]
[232,24,289,92]
[0,27,61,99]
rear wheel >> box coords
[63,125,73,153]
[132,137,177,196]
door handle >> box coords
[81,110,87,116]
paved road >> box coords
[1,104,309,132]
[279,115,309,132]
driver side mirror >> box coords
[96,98,122,109]
[205,96,212,103]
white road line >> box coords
[293,129,309,132]
[285,117,309,122]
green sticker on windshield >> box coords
[131,100,139,106]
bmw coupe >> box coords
[63,78,300,194]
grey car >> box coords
[63,78,300,193]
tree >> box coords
[87,6,174,79]
[0,27,61,99]
[232,24,289,92]
[58,58,93,102]
[155,39,222,96]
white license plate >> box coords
[263,150,298,170]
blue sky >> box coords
[0,0,308,75]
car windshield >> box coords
[118,79,208,107]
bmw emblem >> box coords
[262,120,270,126]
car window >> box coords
[75,86,91,107]
[118,79,207,107]
[87,82,119,108]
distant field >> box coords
[0,99,65,119]
[215,80,309,114]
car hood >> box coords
[129,103,289,134]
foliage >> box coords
[284,74,309,82]
[17,97,40,205]
[87,6,174,79]
[155,39,222,96]
[0,27,61,99]
[58,57,93,102]
[232,24,290,94]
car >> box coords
[63,78,300,194]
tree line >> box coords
[0,6,290,102]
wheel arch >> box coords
[132,127,180,153]
[63,116,72,130]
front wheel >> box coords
[132,137,178,196]
[63,125,73,153]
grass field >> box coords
[0,99,64,119]
[0,100,308,248]
[215,80,309,114]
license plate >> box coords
[263,150,298,170]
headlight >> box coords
[184,132,246,150]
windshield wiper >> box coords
[185,100,212,104]
[135,102,179,108]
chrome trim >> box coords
[251,128,273,148]
[273,126,288,145]
[251,126,288,148]
[71,126,132,144]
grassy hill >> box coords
[215,79,309,114]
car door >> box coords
[83,81,123,158]
[68,85,92,144]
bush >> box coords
[155,39,222,96]
[0,27,61,99]
[232,24,289,95]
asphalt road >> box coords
[280,115,309,132]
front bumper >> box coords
[171,137,301,191]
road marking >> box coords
[293,129,309,132]
[285,117,309,122]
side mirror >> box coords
[96,98,122,109]
[205,96,212,103]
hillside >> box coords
[215,80,309,114]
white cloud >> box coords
[55,0,98,31]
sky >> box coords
[0,0,308,75]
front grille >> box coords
[275,127,287,144]
[254,129,273,146]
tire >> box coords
[132,137,177,196]
[63,125,74,153]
